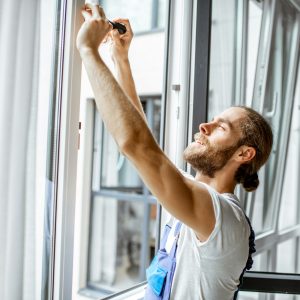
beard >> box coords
[183,133,241,178]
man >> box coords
[76,4,273,299]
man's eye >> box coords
[219,125,225,130]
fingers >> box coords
[98,6,106,19]
[111,30,122,45]
[80,4,91,20]
[81,3,113,32]
[85,3,106,19]
[112,18,133,34]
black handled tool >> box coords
[108,20,127,34]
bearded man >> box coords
[76,4,273,300]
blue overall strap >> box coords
[159,220,182,251]
[159,222,172,250]
[144,221,182,300]
[233,214,256,300]
[169,222,182,258]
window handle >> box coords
[265,91,278,118]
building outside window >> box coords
[87,97,162,295]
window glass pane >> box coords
[99,98,161,190]
[251,238,300,274]
[157,0,167,29]
[248,1,299,274]
[246,1,262,106]
[250,0,299,234]
[251,251,269,272]
[209,0,300,235]
[208,0,237,121]
[77,1,168,296]
[101,0,152,32]
[208,0,300,277]
[251,178,269,233]
[100,126,143,191]
[88,196,156,296]
[100,0,166,32]
[276,239,297,273]
[87,97,161,297]
[278,96,300,230]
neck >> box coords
[194,169,236,194]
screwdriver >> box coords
[108,20,127,34]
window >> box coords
[250,0,300,236]
[246,1,263,106]
[75,1,168,298]
[100,0,167,33]
[87,96,161,295]
[73,0,300,299]
[208,0,300,297]
[208,0,237,120]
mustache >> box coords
[193,132,208,144]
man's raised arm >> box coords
[106,18,147,121]
[76,4,215,241]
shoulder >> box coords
[193,189,249,250]
[212,192,250,251]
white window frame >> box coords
[51,0,85,299]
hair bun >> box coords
[243,172,259,192]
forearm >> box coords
[80,49,153,149]
[114,58,146,121]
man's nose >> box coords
[199,122,210,135]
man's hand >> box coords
[76,4,113,54]
[104,19,133,63]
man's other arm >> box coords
[76,4,215,241]
[107,18,146,121]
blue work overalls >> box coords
[144,221,182,300]
[145,215,255,300]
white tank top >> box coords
[169,172,250,300]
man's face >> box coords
[183,107,246,177]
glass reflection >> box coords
[88,196,156,294]
[99,98,161,190]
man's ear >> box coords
[236,146,256,163]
